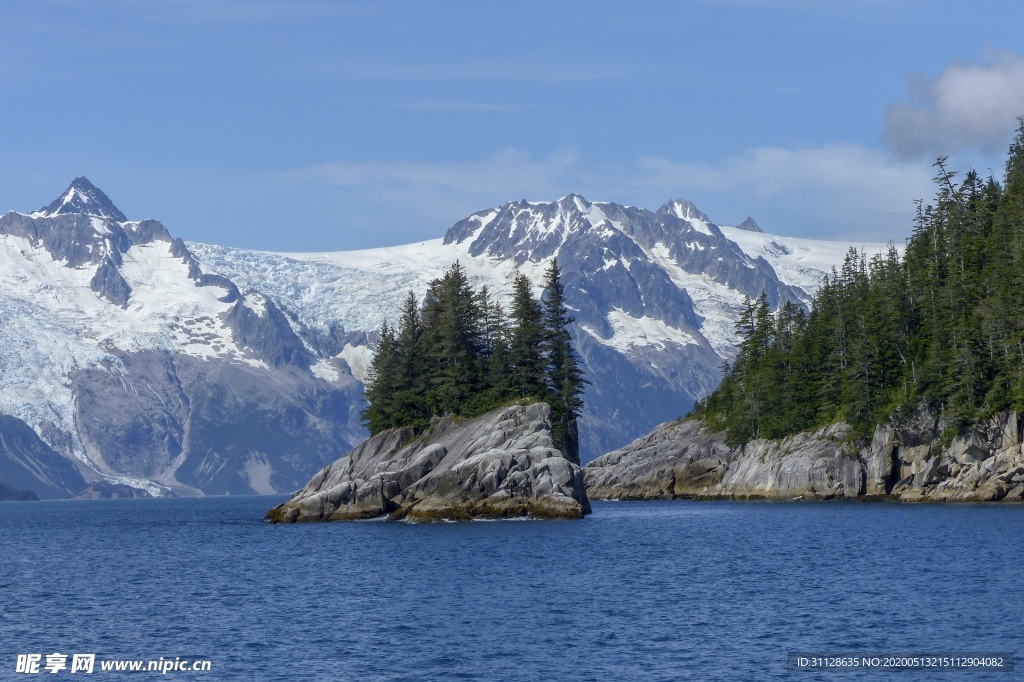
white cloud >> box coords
[281,149,581,245]
[608,144,935,241]
[285,143,935,245]
[286,148,578,199]
[629,144,929,202]
[405,100,529,113]
[885,51,1024,159]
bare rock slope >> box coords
[267,403,591,522]
[585,411,1024,502]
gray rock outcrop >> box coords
[716,423,862,499]
[582,419,733,499]
[0,179,369,497]
[438,194,808,460]
[267,403,591,523]
[0,415,86,499]
[71,351,363,496]
[585,410,1024,502]
[861,409,1024,502]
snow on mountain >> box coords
[192,193,877,461]
[0,179,364,498]
[0,210,261,455]
[33,176,127,222]
[659,199,716,235]
[0,178,891,495]
[718,224,893,294]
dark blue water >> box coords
[1,498,1021,681]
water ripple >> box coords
[0,498,1021,680]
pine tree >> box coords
[390,291,428,430]
[694,123,1024,443]
[541,259,587,463]
[508,272,547,400]
[361,322,398,434]
[419,262,484,416]
[360,261,589,446]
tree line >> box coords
[361,259,587,463]
[694,121,1024,444]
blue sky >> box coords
[2,0,1023,250]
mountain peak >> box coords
[737,217,763,233]
[657,199,711,225]
[39,177,127,222]
[557,193,590,208]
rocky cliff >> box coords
[0,415,86,499]
[0,178,367,498]
[195,194,876,464]
[585,410,1024,502]
[267,403,591,522]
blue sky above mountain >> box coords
[1,0,1023,250]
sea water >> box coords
[1,497,1020,680]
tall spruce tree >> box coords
[391,291,428,430]
[419,262,484,417]
[473,285,514,412]
[361,322,398,434]
[360,261,588,444]
[508,272,548,400]
[541,259,587,464]
[695,120,1024,443]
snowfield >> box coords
[0,180,894,493]
[719,225,896,294]
[190,222,888,363]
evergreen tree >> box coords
[360,322,398,434]
[694,121,1024,444]
[360,261,588,443]
[391,291,428,430]
[466,285,514,415]
[419,262,484,416]
[508,272,548,400]
[541,259,588,463]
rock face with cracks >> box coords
[267,403,591,522]
[585,410,1024,502]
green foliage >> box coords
[360,261,587,460]
[541,259,588,463]
[508,272,548,401]
[694,120,1024,443]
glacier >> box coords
[0,178,889,497]
[191,194,889,464]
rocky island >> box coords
[584,410,1024,502]
[267,403,590,522]
[588,135,1024,506]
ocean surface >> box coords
[1,497,1021,681]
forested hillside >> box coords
[362,260,587,463]
[695,122,1024,443]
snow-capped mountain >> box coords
[0,179,887,497]
[192,194,887,463]
[0,178,365,497]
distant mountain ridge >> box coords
[0,179,887,497]
[0,179,365,498]
[193,193,887,463]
